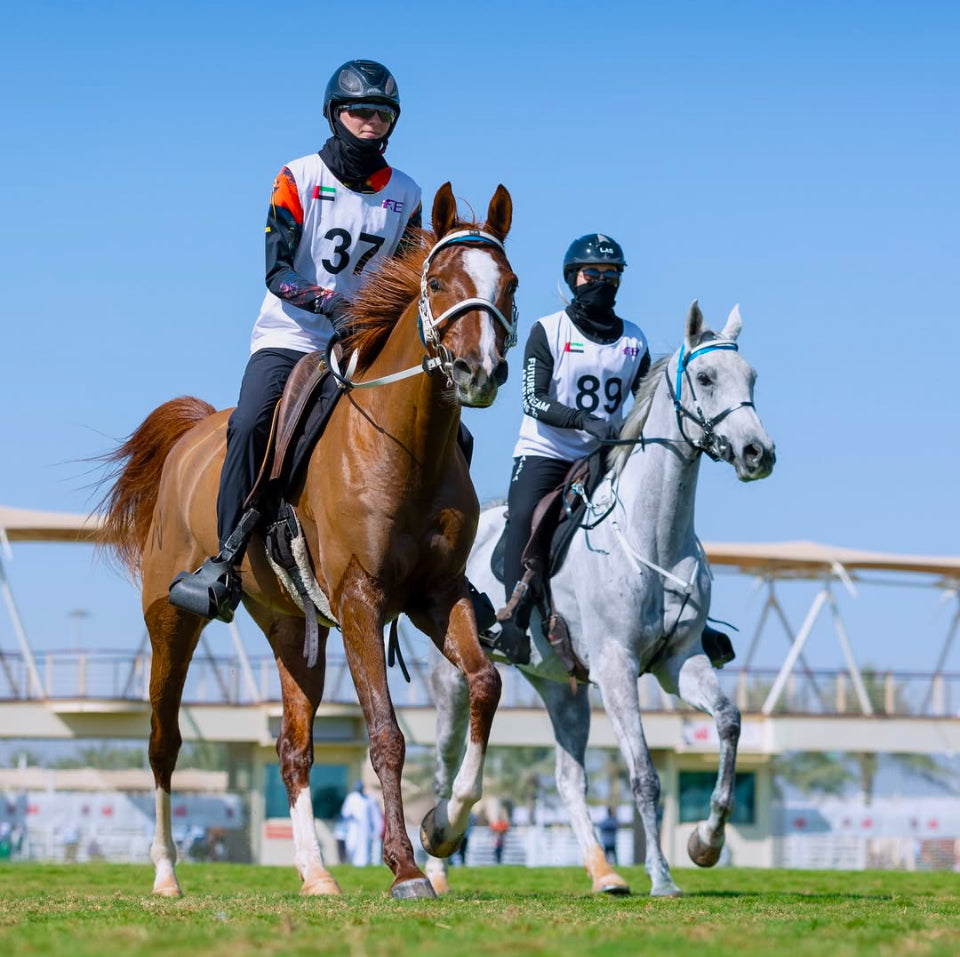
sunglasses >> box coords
[342,105,396,123]
[581,267,622,283]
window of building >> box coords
[264,763,349,820]
[678,770,756,825]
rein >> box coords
[328,228,517,391]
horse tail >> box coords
[96,396,216,579]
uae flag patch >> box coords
[564,340,584,354]
[312,185,336,202]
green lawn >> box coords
[1,863,957,957]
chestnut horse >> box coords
[97,183,517,899]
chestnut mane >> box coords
[336,222,482,374]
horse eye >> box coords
[696,372,712,386]
[507,279,518,294]
[428,278,441,292]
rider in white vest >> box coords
[495,234,650,664]
[169,59,422,622]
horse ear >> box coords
[432,182,458,239]
[721,303,742,341]
[685,300,703,348]
[484,185,512,241]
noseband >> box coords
[668,339,755,461]
[417,229,519,367]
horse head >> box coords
[420,182,518,407]
[674,301,776,481]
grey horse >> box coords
[422,302,775,896]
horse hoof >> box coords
[152,879,182,898]
[392,877,438,900]
[596,880,631,896]
[419,806,462,858]
[301,875,342,896]
[427,870,450,895]
[687,826,722,867]
[650,882,684,898]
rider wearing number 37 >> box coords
[169,59,422,621]
[495,234,650,665]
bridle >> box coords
[667,338,755,462]
[328,228,517,390]
[417,228,519,360]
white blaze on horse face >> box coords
[461,247,502,373]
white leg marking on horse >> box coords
[445,738,484,831]
[461,248,501,374]
[150,787,181,896]
[288,786,342,895]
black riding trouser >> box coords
[503,454,572,619]
[217,348,304,548]
[217,347,476,550]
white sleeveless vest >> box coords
[514,309,648,461]
[250,154,421,355]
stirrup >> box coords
[168,558,242,622]
[480,617,531,666]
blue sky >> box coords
[1,1,958,675]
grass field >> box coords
[1,863,957,957]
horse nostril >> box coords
[451,358,474,383]
[744,443,761,465]
[493,359,508,386]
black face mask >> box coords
[319,115,389,189]
[567,280,622,342]
[574,279,618,313]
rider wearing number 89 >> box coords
[497,234,650,664]
[168,59,422,622]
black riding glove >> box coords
[580,415,621,443]
[317,292,350,327]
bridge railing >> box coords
[0,649,958,718]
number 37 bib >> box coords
[251,154,421,355]
[515,310,648,461]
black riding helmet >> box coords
[323,59,401,137]
[563,234,627,291]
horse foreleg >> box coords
[594,645,682,898]
[526,673,630,895]
[424,647,470,895]
[340,584,433,899]
[256,609,341,896]
[670,651,741,867]
[144,599,204,897]
[413,593,501,864]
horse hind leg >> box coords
[668,651,741,867]
[528,673,630,896]
[250,606,341,896]
[144,599,205,897]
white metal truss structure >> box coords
[0,505,259,704]
[2,506,960,716]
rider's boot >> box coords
[167,509,259,623]
[492,615,531,666]
[701,624,736,669]
[467,580,498,634]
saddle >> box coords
[243,350,343,512]
[492,449,609,684]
